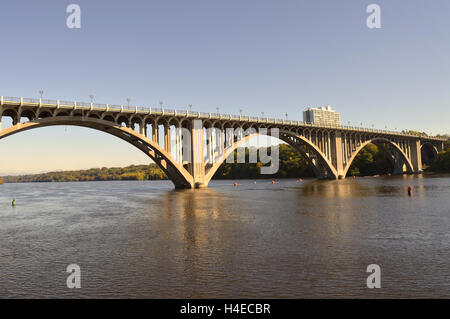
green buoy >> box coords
[12,199,16,207]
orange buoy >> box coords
[353,175,356,179]
[272,180,276,184]
[298,178,302,182]
[234,182,238,187]
[407,186,412,196]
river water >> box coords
[0,175,449,298]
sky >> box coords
[0,0,449,175]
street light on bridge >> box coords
[39,90,44,99]
[126,98,131,107]
[216,106,220,114]
[285,112,288,120]
[90,95,94,103]
[159,101,163,108]
[188,104,192,113]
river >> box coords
[0,175,449,298]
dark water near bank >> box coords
[0,175,449,298]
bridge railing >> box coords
[3,96,21,102]
[23,98,40,103]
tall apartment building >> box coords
[303,106,340,126]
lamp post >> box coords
[39,90,44,99]
[216,106,220,114]
[159,101,163,108]
[285,112,288,121]
[188,104,192,113]
[126,98,131,107]
[261,111,264,120]
[90,95,94,103]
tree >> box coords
[430,150,450,172]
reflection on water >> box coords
[0,175,449,298]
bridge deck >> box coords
[0,95,445,142]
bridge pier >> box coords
[410,140,423,174]
[332,131,345,179]
[189,119,207,188]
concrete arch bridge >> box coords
[0,96,445,188]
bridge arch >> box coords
[343,137,414,177]
[204,129,338,184]
[0,116,194,188]
[420,142,439,166]
[421,142,438,157]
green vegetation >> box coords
[347,144,392,176]
[2,164,167,183]
[213,144,315,179]
[427,135,450,173]
[429,150,450,172]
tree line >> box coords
[1,138,449,183]
[1,164,167,183]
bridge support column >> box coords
[189,119,207,188]
[164,125,171,153]
[152,123,158,143]
[410,140,423,174]
[331,131,345,179]
[176,126,182,163]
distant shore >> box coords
[1,143,448,184]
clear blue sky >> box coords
[0,0,449,174]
